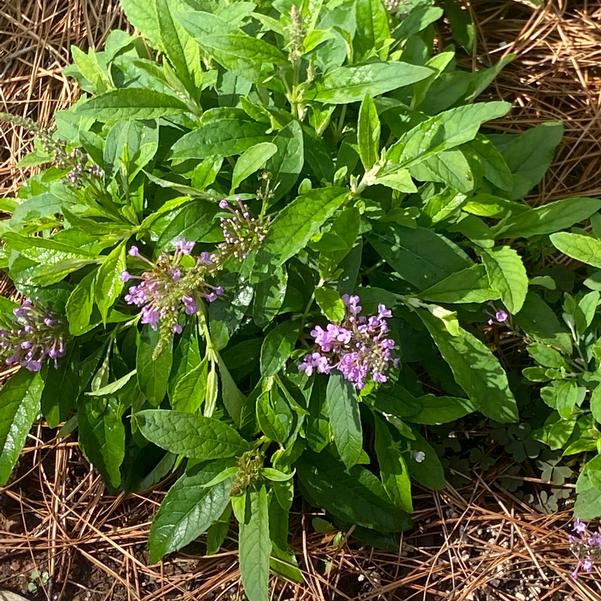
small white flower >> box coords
[413,450,426,463]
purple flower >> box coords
[175,239,195,255]
[128,245,140,257]
[342,294,362,315]
[495,309,509,323]
[141,306,161,329]
[300,298,397,389]
[121,270,132,282]
[583,558,594,572]
[198,252,215,266]
[172,323,183,334]
[219,199,229,209]
[182,295,198,315]
[0,299,67,371]
[574,520,588,535]
[299,352,331,376]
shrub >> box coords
[0,0,599,598]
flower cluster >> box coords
[0,299,67,371]
[299,295,398,389]
[123,199,268,343]
[0,112,102,186]
[123,240,223,336]
[64,148,104,186]
[218,198,268,261]
[570,520,601,578]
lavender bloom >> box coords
[299,295,397,390]
[218,197,269,261]
[574,520,588,535]
[0,299,67,371]
[175,239,195,255]
[486,304,510,326]
[570,520,601,578]
[123,245,224,346]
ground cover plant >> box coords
[1,0,601,598]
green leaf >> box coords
[407,395,477,425]
[526,343,567,369]
[419,265,498,304]
[550,232,601,269]
[0,370,44,485]
[396,5,443,37]
[86,370,137,397]
[311,62,432,104]
[136,328,173,406]
[148,460,235,562]
[541,380,585,419]
[489,122,564,200]
[156,0,202,95]
[66,270,96,335]
[41,350,79,427]
[515,292,572,355]
[260,321,299,377]
[77,89,189,121]
[120,0,161,48]
[156,199,218,248]
[297,452,409,531]
[373,168,416,192]
[443,0,475,52]
[326,373,363,470]
[231,142,278,192]
[387,102,511,167]
[218,358,246,426]
[357,95,380,170]
[315,286,346,322]
[463,136,513,191]
[171,359,208,413]
[419,309,518,423]
[136,409,249,458]
[77,396,125,489]
[256,187,348,272]
[406,429,446,490]
[170,108,269,160]
[265,121,304,203]
[256,386,295,445]
[480,246,528,314]
[495,197,601,239]
[534,412,577,450]
[237,486,272,601]
[354,0,390,61]
[3,232,98,265]
[410,150,474,193]
[575,471,601,521]
[317,206,361,272]
[369,223,471,290]
[95,242,126,323]
[253,267,288,327]
[179,11,287,82]
[374,416,413,512]
[591,386,601,424]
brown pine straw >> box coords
[1,426,600,600]
[2,0,601,599]
[468,0,601,203]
